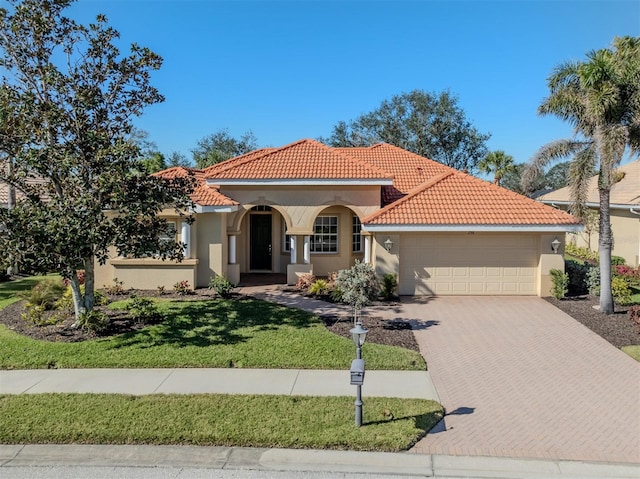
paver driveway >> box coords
[385,296,640,464]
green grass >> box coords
[0,393,443,451]
[0,275,58,310]
[0,295,425,370]
[622,345,640,362]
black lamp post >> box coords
[350,320,368,426]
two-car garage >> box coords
[398,233,539,296]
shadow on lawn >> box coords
[0,276,48,302]
[110,297,315,349]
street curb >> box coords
[1,444,639,478]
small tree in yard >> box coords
[334,260,379,325]
[0,0,195,323]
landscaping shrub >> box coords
[380,273,398,300]
[173,280,193,295]
[295,274,316,291]
[20,303,63,326]
[56,286,109,311]
[565,259,589,295]
[19,278,66,310]
[209,275,234,298]
[612,276,632,305]
[125,295,161,323]
[611,256,626,266]
[156,285,166,296]
[614,265,640,287]
[586,266,600,296]
[550,269,569,299]
[308,279,329,296]
[565,243,598,262]
[104,278,126,295]
[76,309,109,333]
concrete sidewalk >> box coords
[0,368,439,400]
[2,444,639,478]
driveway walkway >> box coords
[397,296,640,464]
[243,288,640,464]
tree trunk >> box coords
[83,256,95,312]
[598,186,614,314]
[68,273,85,323]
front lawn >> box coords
[0,393,443,451]
[0,293,425,370]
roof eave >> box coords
[206,178,394,186]
[194,205,239,213]
[540,199,640,210]
[363,224,583,233]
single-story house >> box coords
[94,139,581,296]
[537,160,639,267]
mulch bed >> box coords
[545,296,639,348]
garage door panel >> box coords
[399,234,538,296]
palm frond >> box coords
[567,145,597,220]
[521,139,587,193]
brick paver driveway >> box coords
[380,296,640,464]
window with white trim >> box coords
[283,223,291,252]
[311,216,338,253]
[352,216,363,252]
[159,221,177,245]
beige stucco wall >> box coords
[195,212,226,287]
[567,208,639,267]
[93,212,198,290]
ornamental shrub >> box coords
[628,305,640,333]
[295,274,315,291]
[209,275,234,298]
[380,273,398,300]
[76,309,109,333]
[549,269,569,299]
[125,295,161,323]
[612,276,632,305]
[586,266,600,297]
[334,260,379,323]
[308,279,329,296]
[173,280,193,295]
[611,256,626,266]
[20,279,66,310]
[565,259,589,296]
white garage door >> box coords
[399,233,539,295]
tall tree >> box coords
[192,129,258,168]
[322,90,491,173]
[523,36,640,314]
[167,151,192,168]
[478,150,515,186]
[0,0,194,321]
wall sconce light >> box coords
[551,237,561,254]
[384,237,393,253]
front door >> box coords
[250,214,272,270]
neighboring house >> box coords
[94,139,580,296]
[538,160,640,267]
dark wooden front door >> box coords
[250,214,272,270]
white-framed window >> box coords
[159,221,177,245]
[311,216,338,253]
[352,216,363,253]
[283,223,291,252]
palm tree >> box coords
[523,36,640,314]
[478,150,515,186]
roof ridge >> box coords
[328,144,395,179]
[363,171,454,223]
[202,145,285,177]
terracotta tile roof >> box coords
[538,160,640,206]
[364,170,580,226]
[204,139,392,181]
[337,144,454,205]
[153,167,238,207]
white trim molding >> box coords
[194,205,239,213]
[206,178,393,187]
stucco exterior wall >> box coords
[195,212,226,287]
[567,208,639,267]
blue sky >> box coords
[68,0,639,168]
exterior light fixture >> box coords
[551,237,561,254]
[349,320,368,427]
[384,237,393,253]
